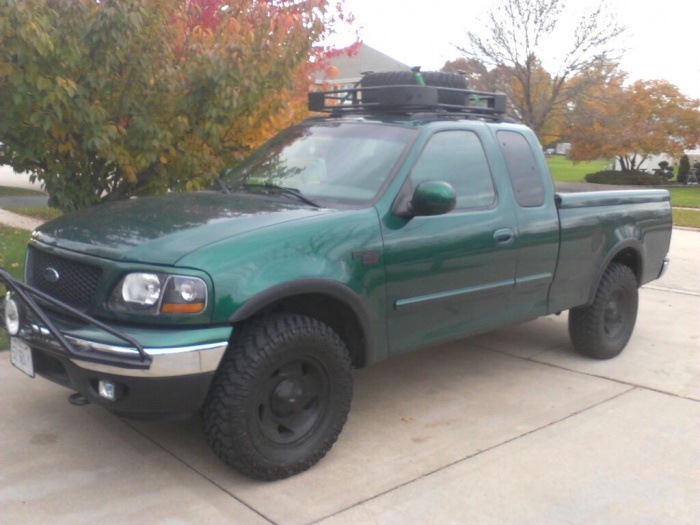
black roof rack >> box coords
[308,85,508,119]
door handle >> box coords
[493,228,515,246]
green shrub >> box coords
[584,170,664,186]
[678,155,690,184]
[654,161,674,180]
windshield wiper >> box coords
[216,177,231,194]
[241,183,321,208]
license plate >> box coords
[10,337,35,378]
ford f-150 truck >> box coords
[1,73,672,480]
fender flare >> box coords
[586,239,643,305]
[228,278,376,366]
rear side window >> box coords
[497,131,545,207]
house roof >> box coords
[315,43,411,85]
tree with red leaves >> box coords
[0,0,354,210]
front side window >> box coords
[221,122,416,206]
[410,130,496,210]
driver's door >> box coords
[381,129,519,354]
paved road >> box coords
[0,195,49,208]
[0,166,48,229]
[1,237,698,522]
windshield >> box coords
[221,122,416,206]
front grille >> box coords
[26,246,102,310]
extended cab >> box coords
[1,74,672,480]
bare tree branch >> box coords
[457,0,625,139]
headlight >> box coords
[122,273,162,305]
[109,273,207,315]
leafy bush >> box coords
[584,170,664,186]
[654,161,674,180]
[0,0,336,212]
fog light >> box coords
[4,292,21,336]
[98,380,117,401]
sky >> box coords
[329,0,700,100]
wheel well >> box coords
[610,248,642,284]
[233,293,368,368]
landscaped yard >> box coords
[545,157,700,227]
[545,156,609,183]
[666,186,700,208]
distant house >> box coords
[555,143,571,155]
[314,43,411,89]
[612,153,675,172]
[685,149,700,165]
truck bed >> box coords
[548,188,672,313]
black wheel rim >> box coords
[603,289,628,339]
[257,358,329,445]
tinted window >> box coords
[410,131,495,210]
[497,131,545,207]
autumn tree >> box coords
[441,57,499,92]
[0,0,346,211]
[567,79,700,171]
[458,0,625,140]
[442,56,620,146]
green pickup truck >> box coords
[1,74,672,480]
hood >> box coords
[32,191,331,264]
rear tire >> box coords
[202,314,352,480]
[568,263,639,359]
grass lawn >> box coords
[0,225,32,350]
[0,185,45,197]
[672,208,700,229]
[6,206,63,221]
[546,156,609,183]
[666,186,700,208]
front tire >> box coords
[202,314,352,481]
[568,263,639,359]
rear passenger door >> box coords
[495,130,559,318]
[381,127,519,354]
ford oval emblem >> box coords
[42,267,61,284]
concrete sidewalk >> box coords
[0,208,44,230]
[1,231,698,524]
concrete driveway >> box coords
[1,229,698,524]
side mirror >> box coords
[409,181,456,217]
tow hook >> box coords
[68,392,90,406]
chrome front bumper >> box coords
[67,337,229,377]
[17,321,231,378]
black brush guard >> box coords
[1,268,152,369]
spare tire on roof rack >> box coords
[360,70,467,106]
